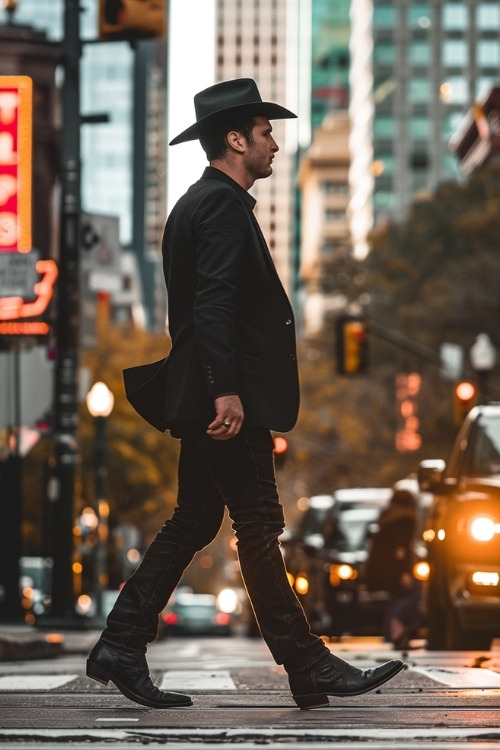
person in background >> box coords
[365,489,422,649]
[87,78,405,710]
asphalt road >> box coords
[0,630,500,748]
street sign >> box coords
[0,249,39,297]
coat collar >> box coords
[201,166,257,211]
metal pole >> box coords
[50,0,81,619]
[93,415,106,622]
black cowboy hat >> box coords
[169,78,296,146]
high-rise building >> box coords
[370,0,500,224]
[214,0,303,293]
[311,0,350,129]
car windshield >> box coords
[467,414,500,476]
[325,507,381,552]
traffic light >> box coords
[99,0,167,41]
[336,316,368,375]
[453,381,477,425]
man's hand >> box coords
[207,394,244,440]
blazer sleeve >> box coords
[191,186,248,398]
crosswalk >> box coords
[1,665,500,692]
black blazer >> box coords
[161,167,299,432]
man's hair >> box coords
[199,115,255,161]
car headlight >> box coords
[413,560,430,581]
[470,516,496,542]
[329,564,357,586]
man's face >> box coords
[242,117,279,181]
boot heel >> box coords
[293,692,329,710]
[86,659,110,686]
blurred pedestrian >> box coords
[364,489,422,649]
[87,78,404,709]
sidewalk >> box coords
[0,623,99,662]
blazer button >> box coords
[285,319,292,325]
[289,354,296,361]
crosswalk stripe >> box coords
[159,669,236,691]
[413,666,500,688]
[0,674,78,691]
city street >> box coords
[1,630,500,748]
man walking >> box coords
[87,79,404,710]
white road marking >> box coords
[0,674,78,691]
[159,669,236,691]
[413,666,500,687]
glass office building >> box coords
[371,0,500,222]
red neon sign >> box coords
[0,76,32,253]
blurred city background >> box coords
[1,0,500,650]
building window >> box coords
[409,42,430,66]
[442,77,468,103]
[442,3,468,30]
[409,117,430,139]
[409,78,431,103]
[323,181,348,195]
[373,4,396,28]
[409,4,431,28]
[442,40,468,67]
[374,43,396,65]
[374,191,394,211]
[325,208,346,222]
[477,4,500,30]
[477,41,500,69]
[374,116,396,138]
[373,154,395,174]
[321,240,337,254]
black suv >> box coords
[419,404,500,650]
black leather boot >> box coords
[86,639,192,709]
[288,652,405,709]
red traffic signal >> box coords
[453,381,477,425]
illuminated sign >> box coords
[0,256,58,334]
[395,373,422,452]
[0,76,32,253]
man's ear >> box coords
[226,130,245,153]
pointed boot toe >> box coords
[86,640,192,709]
[289,652,406,709]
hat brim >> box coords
[169,102,297,146]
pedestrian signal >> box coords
[453,381,477,425]
[336,316,368,375]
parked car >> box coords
[281,488,394,636]
[419,403,500,650]
[159,592,232,637]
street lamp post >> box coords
[86,382,114,623]
[470,333,496,405]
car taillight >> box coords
[163,611,179,625]
[214,612,230,625]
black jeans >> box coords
[102,425,326,672]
